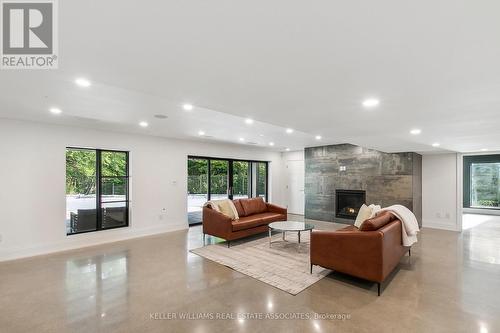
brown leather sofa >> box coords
[203,197,287,247]
[310,211,410,295]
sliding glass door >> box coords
[255,162,268,199]
[187,158,209,225]
[210,160,229,200]
[187,157,268,225]
[233,161,251,199]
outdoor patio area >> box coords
[187,194,250,225]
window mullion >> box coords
[96,149,102,230]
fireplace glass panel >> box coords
[336,190,366,220]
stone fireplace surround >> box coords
[305,144,422,226]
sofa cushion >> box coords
[250,212,285,224]
[232,216,267,231]
[233,199,247,217]
[360,211,396,231]
[241,197,268,215]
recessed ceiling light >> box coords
[183,104,194,111]
[481,148,488,152]
[198,130,205,136]
[75,78,91,87]
[139,121,148,128]
[362,98,380,108]
[410,129,422,135]
[49,107,62,115]
[245,118,254,125]
[239,137,245,141]
[285,148,290,151]
[259,134,265,137]
[269,142,275,146]
[432,143,440,147]
[315,135,322,140]
[286,128,294,134]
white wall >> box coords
[422,153,460,231]
[0,119,284,261]
[282,150,304,163]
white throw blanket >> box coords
[378,205,420,247]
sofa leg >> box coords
[377,282,381,296]
[310,263,313,274]
[408,248,411,256]
[227,240,231,248]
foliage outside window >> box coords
[187,157,268,200]
[470,162,500,208]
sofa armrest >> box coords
[310,230,384,282]
[202,206,232,239]
[380,220,407,280]
[266,203,287,215]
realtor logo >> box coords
[1,0,58,69]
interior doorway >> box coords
[286,159,305,215]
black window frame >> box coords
[255,161,269,200]
[188,155,269,202]
[66,147,130,235]
[463,154,500,210]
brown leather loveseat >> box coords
[310,211,410,295]
[203,197,287,247]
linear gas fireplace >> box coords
[335,190,366,220]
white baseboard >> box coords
[0,223,188,262]
[422,219,459,231]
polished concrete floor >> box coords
[1,214,500,333]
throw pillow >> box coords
[354,204,372,228]
[368,204,381,218]
[212,199,239,220]
[205,201,220,212]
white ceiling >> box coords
[2,0,500,154]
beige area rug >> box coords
[191,232,331,295]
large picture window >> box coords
[187,157,268,225]
[463,154,500,210]
[66,148,129,235]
